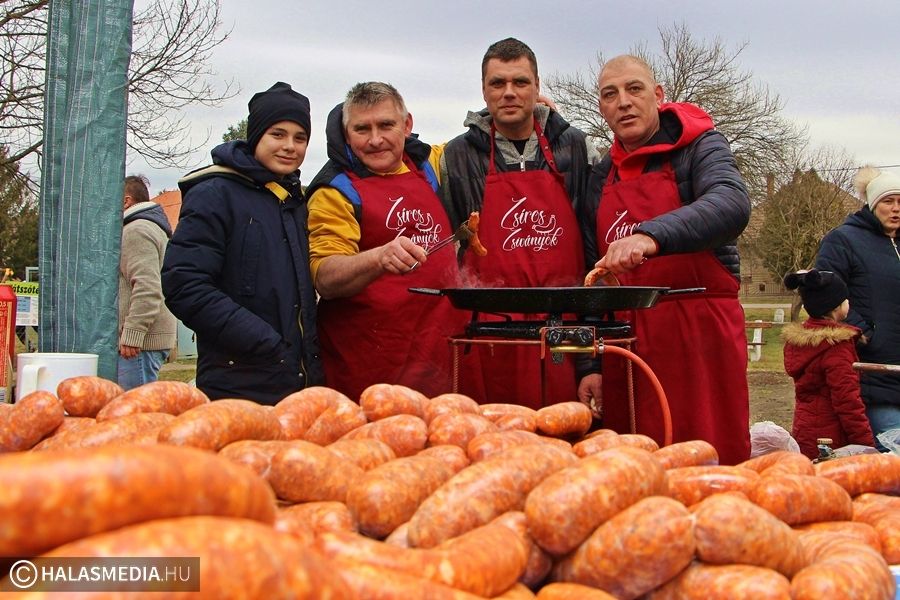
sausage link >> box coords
[272,386,340,439]
[490,511,552,590]
[95,381,208,421]
[269,439,364,503]
[33,412,174,452]
[552,496,694,599]
[791,531,895,600]
[327,438,397,470]
[664,465,759,506]
[275,501,357,539]
[56,375,124,417]
[316,519,529,597]
[480,403,537,422]
[493,411,538,432]
[424,392,480,425]
[218,439,295,479]
[649,563,792,600]
[339,413,427,457]
[46,415,96,437]
[536,582,617,599]
[347,453,462,539]
[571,432,658,457]
[692,493,806,578]
[359,382,428,421]
[854,492,900,510]
[466,429,548,463]
[407,443,577,548]
[0,445,276,556]
[416,444,471,471]
[302,396,367,445]
[157,399,283,451]
[525,445,667,555]
[747,473,852,525]
[652,439,719,469]
[738,450,813,476]
[427,412,498,449]
[40,516,350,598]
[814,453,900,496]
[795,522,882,554]
[0,391,64,452]
[852,499,900,564]
[333,558,485,600]
[535,401,592,438]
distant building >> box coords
[153,190,182,230]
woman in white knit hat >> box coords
[815,166,900,450]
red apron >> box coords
[458,120,585,409]
[596,162,750,464]
[317,156,467,401]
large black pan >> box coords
[409,286,705,314]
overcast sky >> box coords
[130,0,900,195]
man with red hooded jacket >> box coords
[581,55,751,464]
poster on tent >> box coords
[9,281,39,326]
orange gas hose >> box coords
[602,344,672,446]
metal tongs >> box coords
[410,220,474,271]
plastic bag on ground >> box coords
[749,421,801,458]
[876,428,900,455]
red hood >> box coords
[610,102,715,180]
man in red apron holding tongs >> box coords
[307,82,467,401]
[440,38,600,410]
[582,55,752,464]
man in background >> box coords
[119,174,176,390]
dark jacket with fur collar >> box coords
[782,318,875,458]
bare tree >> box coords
[0,0,236,183]
[545,23,808,203]
[749,147,860,320]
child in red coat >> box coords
[782,269,876,458]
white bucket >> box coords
[15,352,99,401]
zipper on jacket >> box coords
[892,237,900,261]
[519,154,526,172]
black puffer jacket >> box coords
[815,208,900,407]
[439,105,596,235]
[582,104,750,279]
[162,141,323,405]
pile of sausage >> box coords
[1,378,899,599]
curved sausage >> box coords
[272,386,340,439]
[218,439,295,479]
[466,429,548,463]
[746,473,852,525]
[346,453,462,539]
[535,401,591,438]
[327,438,397,470]
[814,453,900,496]
[157,399,283,451]
[274,501,357,540]
[525,445,667,555]
[0,445,276,556]
[490,511,552,590]
[852,499,900,564]
[95,381,208,421]
[493,411,538,432]
[423,392,480,425]
[56,376,124,417]
[269,439,364,503]
[536,583,617,599]
[416,444,471,472]
[302,396,367,446]
[39,515,350,598]
[0,390,64,452]
[339,413,428,457]
[649,563,792,600]
[794,521,882,555]
[738,450,813,476]
[552,496,694,598]
[664,465,759,507]
[791,531,895,600]
[359,382,428,421]
[427,412,498,449]
[692,493,806,578]
[571,432,658,457]
[33,411,174,452]
[652,439,719,469]
[316,519,529,597]
[480,403,537,422]
[407,443,577,548]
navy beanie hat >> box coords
[246,82,311,151]
[783,269,849,318]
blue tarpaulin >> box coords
[39,0,133,379]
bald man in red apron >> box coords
[583,55,751,464]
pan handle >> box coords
[408,287,445,296]
[660,287,706,296]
